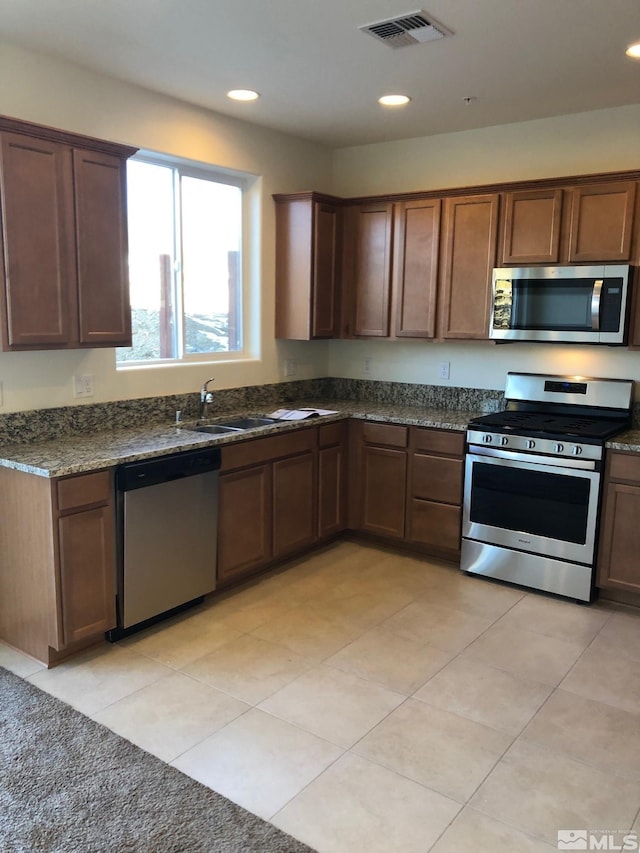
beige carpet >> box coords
[0,666,315,853]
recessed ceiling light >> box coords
[378,94,411,107]
[626,42,640,58]
[227,89,260,101]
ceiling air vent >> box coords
[360,11,452,49]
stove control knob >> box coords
[482,434,492,444]
[525,439,535,449]
[499,436,509,446]
[554,443,564,453]
[572,446,583,456]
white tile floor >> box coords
[3,540,640,852]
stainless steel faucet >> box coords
[199,377,215,421]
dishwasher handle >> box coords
[117,447,221,492]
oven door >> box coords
[462,446,600,565]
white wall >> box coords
[328,106,640,394]
[0,42,332,413]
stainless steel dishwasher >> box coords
[109,446,221,639]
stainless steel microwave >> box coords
[490,264,633,345]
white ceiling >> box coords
[2,0,639,147]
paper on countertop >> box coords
[268,407,339,420]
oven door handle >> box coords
[467,445,597,470]
[591,279,603,331]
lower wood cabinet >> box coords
[406,428,465,558]
[349,420,465,558]
[350,421,408,539]
[56,471,116,645]
[597,451,640,593]
[0,466,116,665]
[217,427,318,585]
[217,463,272,584]
[318,421,347,539]
[273,451,317,557]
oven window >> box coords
[470,462,590,544]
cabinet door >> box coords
[73,149,132,345]
[567,182,636,262]
[439,194,499,339]
[597,481,640,592]
[394,199,440,338]
[58,505,116,644]
[275,195,339,340]
[273,451,317,557]
[318,443,346,539]
[501,188,563,264]
[353,203,393,336]
[218,465,272,583]
[0,132,75,347]
[311,201,339,338]
[360,446,407,539]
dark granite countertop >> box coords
[606,429,640,453]
[3,393,635,478]
[0,402,480,478]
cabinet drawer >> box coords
[608,452,640,484]
[409,499,461,553]
[412,454,463,504]
[318,421,345,448]
[57,470,112,513]
[362,422,408,448]
[412,427,464,456]
[221,427,317,471]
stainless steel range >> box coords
[461,372,634,602]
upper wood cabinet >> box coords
[345,197,441,340]
[0,116,136,351]
[438,193,500,340]
[501,188,563,264]
[567,181,636,262]
[500,180,637,265]
[352,202,394,337]
[393,198,441,338]
[275,170,639,344]
[274,192,341,340]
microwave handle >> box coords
[591,279,603,331]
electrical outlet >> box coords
[438,361,450,380]
[363,357,373,376]
[284,358,297,377]
[0,381,4,407]
[73,374,95,398]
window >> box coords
[117,156,243,365]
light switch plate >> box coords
[73,374,95,398]
[438,361,450,380]
[284,358,297,377]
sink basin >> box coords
[190,424,242,435]
[219,417,279,430]
[187,416,280,436]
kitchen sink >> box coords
[190,424,242,435]
[187,416,280,435]
[220,416,279,430]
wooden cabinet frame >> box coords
[0,466,116,665]
[0,114,137,351]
